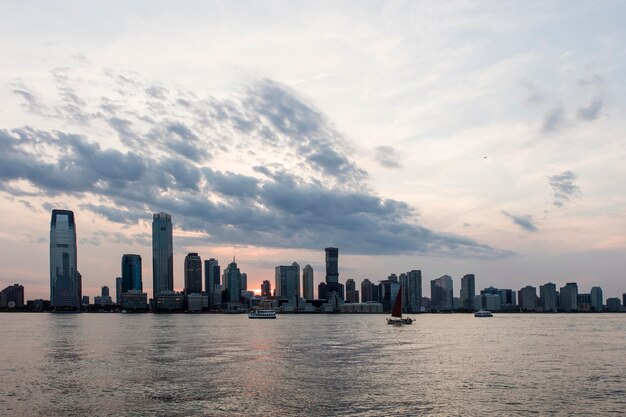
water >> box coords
[0,313,624,416]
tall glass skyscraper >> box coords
[50,209,80,310]
[302,264,314,300]
[121,254,142,292]
[460,274,476,311]
[184,253,202,294]
[275,262,300,300]
[224,259,242,303]
[325,247,338,283]
[152,212,173,299]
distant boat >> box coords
[248,309,277,319]
[386,287,413,325]
[474,310,493,317]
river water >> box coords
[0,313,624,416]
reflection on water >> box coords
[0,313,625,416]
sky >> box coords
[1,1,625,300]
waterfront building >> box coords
[275,263,300,300]
[155,290,184,312]
[539,283,558,312]
[577,293,592,312]
[606,298,621,312]
[0,284,24,309]
[82,296,89,306]
[460,274,476,311]
[346,279,359,303]
[483,293,501,311]
[560,282,578,312]
[518,286,538,312]
[204,258,220,309]
[361,279,374,302]
[184,253,202,294]
[152,212,173,299]
[50,209,80,310]
[401,270,422,313]
[325,247,343,299]
[241,273,248,291]
[379,279,401,313]
[302,265,314,300]
[121,254,143,293]
[261,280,271,297]
[498,289,517,311]
[340,302,383,313]
[94,286,113,306]
[121,290,148,311]
[590,287,603,312]
[115,277,122,304]
[431,275,453,311]
[318,282,327,300]
[224,259,242,303]
[186,293,206,312]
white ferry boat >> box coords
[248,309,277,319]
[474,310,493,317]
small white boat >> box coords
[474,310,493,317]
[248,309,277,319]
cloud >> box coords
[1,68,513,259]
[577,97,603,121]
[541,106,565,133]
[548,171,581,208]
[502,211,538,233]
[374,146,402,169]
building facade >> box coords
[121,254,142,293]
[539,283,558,312]
[50,209,80,310]
[518,286,538,312]
[0,284,24,309]
[302,264,314,300]
[275,263,300,300]
[590,287,603,312]
[431,275,453,311]
[560,282,578,312]
[460,274,476,311]
[204,258,220,308]
[152,212,173,299]
[224,259,242,303]
[184,253,202,294]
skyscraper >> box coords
[590,287,603,312]
[539,282,557,312]
[460,274,476,311]
[224,258,242,303]
[261,280,271,297]
[560,282,578,312]
[50,209,80,310]
[0,284,24,309]
[361,279,374,302]
[115,277,122,304]
[152,212,173,299]
[345,279,359,303]
[204,258,220,309]
[121,254,142,293]
[184,253,202,294]
[275,262,300,300]
[404,270,422,313]
[518,286,538,312]
[302,264,314,300]
[325,247,338,283]
[430,275,453,311]
[241,272,248,291]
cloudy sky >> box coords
[1,1,625,300]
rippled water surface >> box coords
[0,313,624,416]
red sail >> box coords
[391,287,402,318]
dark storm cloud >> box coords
[502,211,538,233]
[542,106,565,133]
[548,171,581,208]
[374,146,402,169]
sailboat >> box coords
[386,287,413,325]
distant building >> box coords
[0,284,24,309]
[152,212,173,300]
[401,270,422,313]
[302,265,314,300]
[115,277,122,304]
[275,263,300,300]
[50,209,80,310]
[379,279,401,313]
[204,258,220,309]
[346,279,359,303]
[81,296,89,306]
[94,286,112,306]
[155,290,184,312]
[460,274,475,311]
[539,283,557,312]
[122,254,143,293]
[431,275,453,311]
[184,253,202,294]
[388,273,398,282]
[318,282,327,300]
[483,293,501,311]
[261,280,271,297]
[121,290,148,311]
[224,259,242,303]
[324,247,343,299]
[606,298,621,312]
[498,289,517,311]
[560,282,578,312]
[186,293,207,312]
[361,279,375,303]
[590,287,603,312]
[577,293,592,312]
[518,286,538,312]
[241,273,248,291]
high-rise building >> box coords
[50,209,80,310]
[460,274,476,311]
[102,286,110,297]
[361,279,374,302]
[275,262,300,300]
[204,258,220,308]
[115,277,122,304]
[184,253,202,294]
[400,270,422,313]
[121,254,142,293]
[302,265,314,300]
[0,284,24,309]
[518,286,537,312]
[152,212,173,299]
[379,279,401,313]
[577,293,592,312]
[261,280,271,297]
[606,298,621,312]
[224,258,242,303]
[241,272,248,291]
[590,287,603,312]
[94,285,113,306]
[345,279,359,303]
[325,247,338,283]
[539,283,557,312]
[430,275,453,311]
[560,282,578,312]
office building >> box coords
[361,279,375,302]
[518,286,538,312]
[204,258,220,309]
[0,284,24,309]
[401,270,422,313]
[152,212,173,299]
[94,286,112,306]
[345,279,359,303]
[431,275,453,311]
[184,253,202,294]
[577,293,592,312]
[302,264,314,300]
[560,282,578,312]
[224,258,242,303]
[155,290,184,312]
[261,280,271,297]
[121,254,142,293]
[115,277,122,304]
[50,209,80,310]
[121,290,148,311]
[275,262,300,300]
[325,247,344,299]
[539,283,557,312]
[590,287,603,312]
[378,279,401,313]
[241,272,247,291]
[460,274,476,311]
[606,298,621,312]
[483,293,501,311]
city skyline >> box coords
[1,2,626,299]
